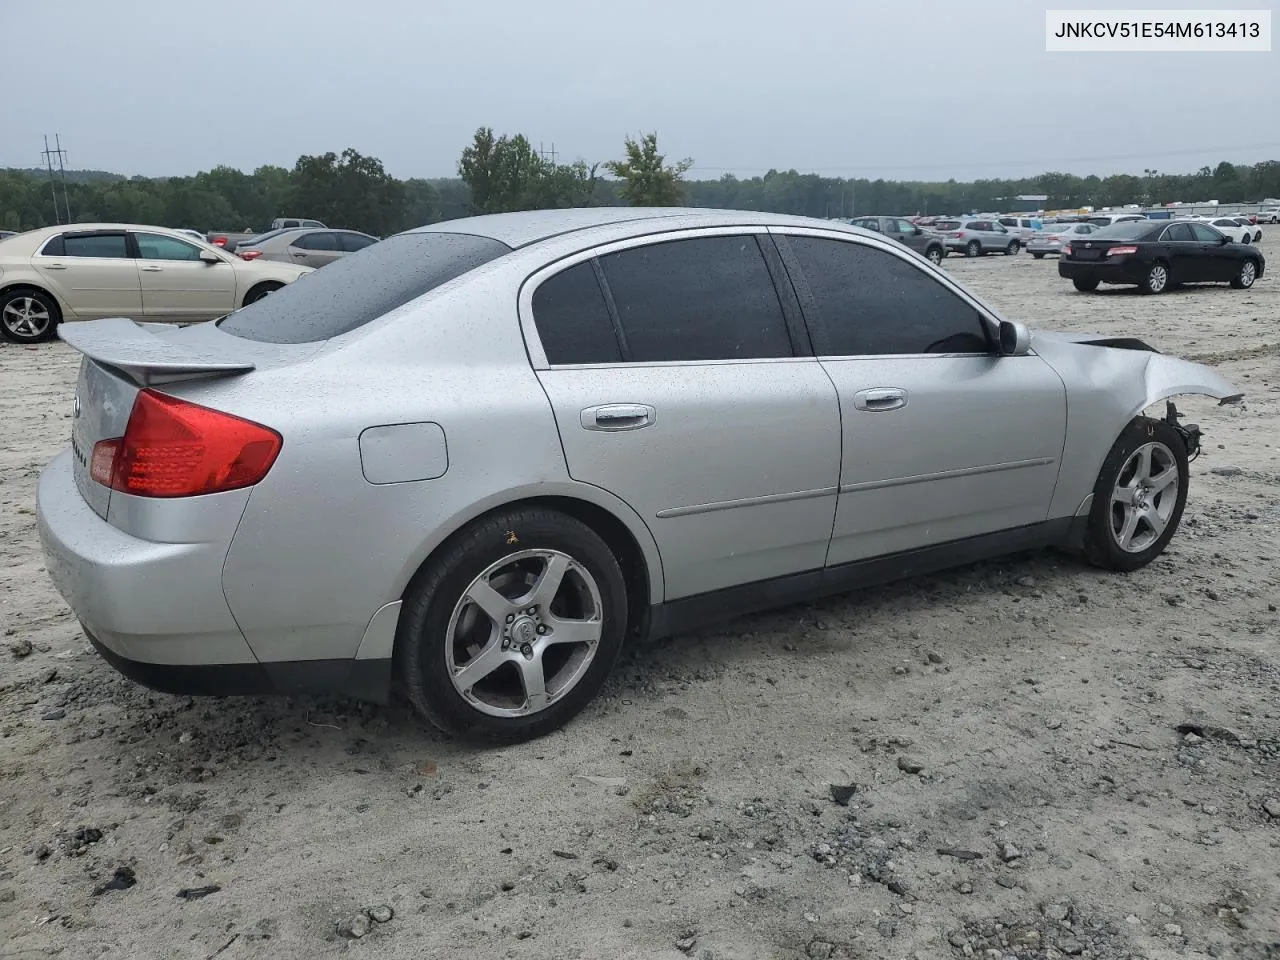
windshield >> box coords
[219,232,512,344]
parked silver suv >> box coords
[943,219,1021,257]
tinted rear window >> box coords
[218,232,511,343]
[1089,222,1161,241]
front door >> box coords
[1188,222,1237,281]
[132,232,237,321]
[773,229,1067,565]
[32,230,142,319]
[524,230,842,600]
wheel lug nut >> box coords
[526,607,537,616]
[536,624,547,635]
[505,614,515,624]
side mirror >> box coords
[998,320,1030,357]
[199,250,222,264]
[1219,234,1231,244]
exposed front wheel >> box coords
[0,288,60,343]
[242,282,282,306]
[926,246,943,265]
[397,508,629,742]
[1083,417,1189,572]
[1072,278,1099,292]
[1140,261,1170,294]
[1230,259,1258,289]
[1005,241,1020,255]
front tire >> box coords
[242,282,282,307]
[1230,258,1258,289]
[0,288,61,344]
[926,246,943,266]
[397,507,629,742]
[1140,260,1170,295]
[1082,417,1189,572]
[1072,278,1099,292]
[1005,241,1020,256]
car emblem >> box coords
[72,392,81,418]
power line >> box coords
[688,142,1280,176]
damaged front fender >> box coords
[1028,329,1245,522]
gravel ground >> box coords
[1,242,1278,960]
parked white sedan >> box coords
[0,223,312,343]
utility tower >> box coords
[40,135,73,224]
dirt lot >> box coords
[2,241,1278,960]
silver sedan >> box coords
[1026,222,1101,258]
[36,208,1242,742]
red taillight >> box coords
[212,236,228,247]
[238,250,262,261]
[1107,245,1138,256]
[951,231,964,238]
[92,390,282,498]
[1062,244,1072,255]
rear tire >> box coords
[1072,278,1099,292]
[397,507,629,743]
[1032,252,1045,259]
[1082,417,1189,572]
[966,241,980,258]
[1139,260,1170,295]
[0,287,61,344]
[1230,258,1258,289]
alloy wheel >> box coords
[1147,263,1168,293]
[2,297,51,339]
[1240,261,1257,287]
[1109,442,1180,553]
[445,549,604,718]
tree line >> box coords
[3,129,1278,236]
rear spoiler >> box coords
[57,318,255,386]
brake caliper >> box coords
[1165,401,1203,461]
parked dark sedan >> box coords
[1058,220,1264,294]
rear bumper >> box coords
[36,450,391,701]
[1057,259,1146,283]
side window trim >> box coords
[589,257,631,361]
[768,227,1002,359]
[517,225,808,371]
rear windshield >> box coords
[933,220,961,230]
[218,232,511,344]
[1089,221,1160,241]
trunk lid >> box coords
[60,317,320,520]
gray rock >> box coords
[338,914,372,939]
[1163,923,1183,936]
[1210,466,1244,476]
[996,874,1020,889]
[1262,797,1280,819]
[0,889,15,903]
[927,652,944,664]
[369,904,393,923]
[9,639,33,659]
[1016,576,1036,587]
[807,940,834,959]
[1058,937,1085,955]
[956,881,974,894]
[40,708,65,721]
[997,841,1021,862]
[675,934,698,953]
[896,756,924,775]
[876,919,896,939]
[1043,901,1070,922]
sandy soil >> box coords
[1,240,1278,960]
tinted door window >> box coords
[134,233,203,261]
[531,262,622,365]
[786,236,990,356]
[893,219,917,233]
[1189,223,1224,242]
[293,232,340,250]
[338,232,377,252]
[58,233,130,258]
[1163,223,1195,242]
[854,218,880,232]
[597,235,793,363]
[998,218,1017,227]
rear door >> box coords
[773,229,1067,565]
[523,228,842,600]
[33,231,142,319]
[288,231,344,269]
[132,231,237,320]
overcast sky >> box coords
[3,0,1277,182]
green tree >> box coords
[604,132,692,207]
[458,127,598,213]
[291,148,405,235]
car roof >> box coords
[406,207,877,249]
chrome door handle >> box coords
[581,403,657,431]
[44,263,67,270]
[853,387,907,412]
[140,265,162,272]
